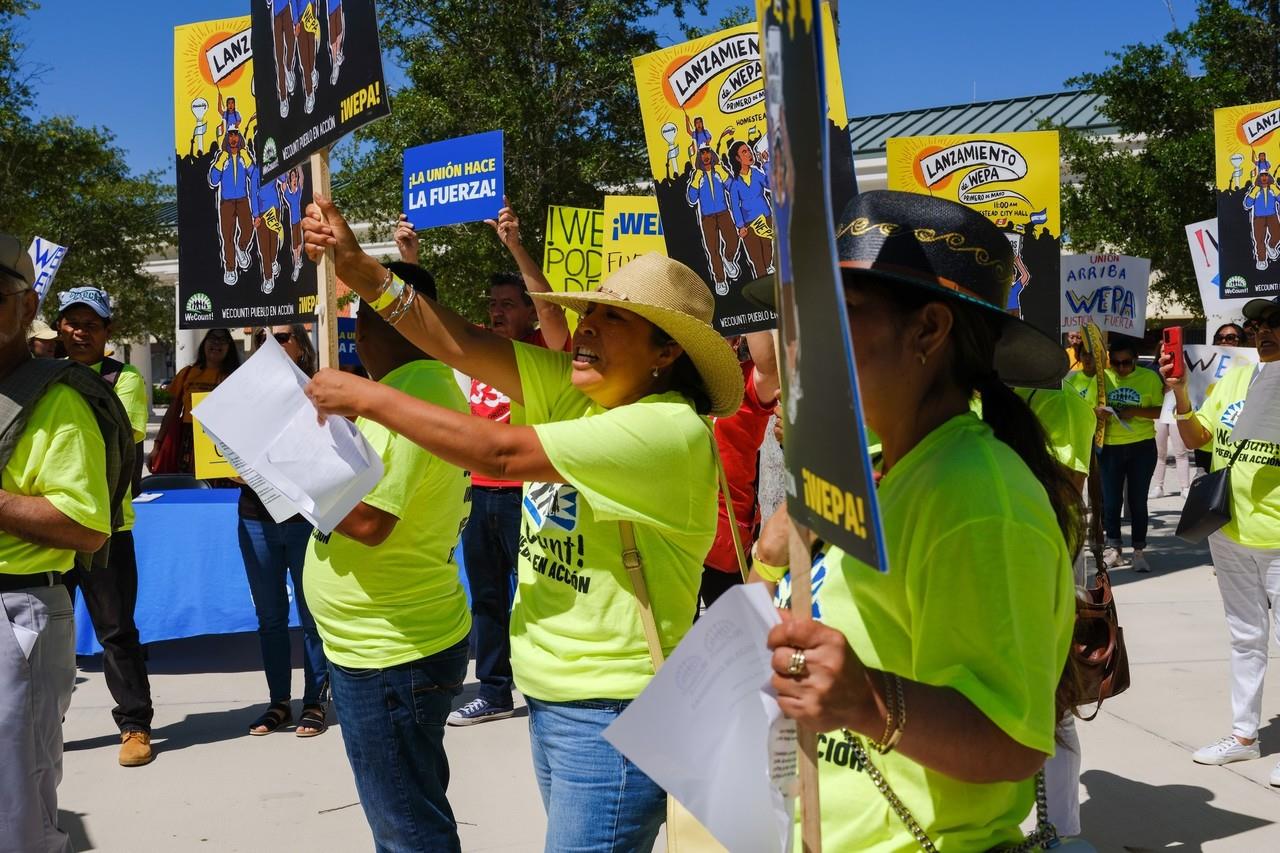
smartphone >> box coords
[1162,326,1184,379]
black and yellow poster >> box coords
[1214,100,1280,300]
[759,0,885,571]
[251,0,390,182]
[174,16,317,329]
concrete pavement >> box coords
[56,486,1280,851]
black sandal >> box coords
[248,702,292,736]
[296,702,328,738]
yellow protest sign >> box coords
[543,205,603,331]
[191,392,237,479]
[602,196,666,276]
[1214,99,1280,300]
[887,130,1061,336]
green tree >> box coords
[1056,0,1280,318]
[0,1,173,341]
[337,0,713,319]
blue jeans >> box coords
[329,638,469,853]
[460,486,521,706]
[528,697,666,853]
[238,517,328,705]
[1099,438,1159,550]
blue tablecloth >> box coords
[74,489,474,656]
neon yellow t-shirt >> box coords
[1016,385,1096,475]
[1102,366,1163,445]
[303,361,473,669]
[1064,370,1098,403]
[779,413,1074,852]
[94,361,147,532]
[510,343,717,702]
[0,383,112,575]
[1194,363,1280,548]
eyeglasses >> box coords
[255,331,292,344]
[1259,315,1280,331]
[1111,358,1135,367]
[1213,334,1241,344]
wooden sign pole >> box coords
[309,147,340,369]
[788,518,822,852]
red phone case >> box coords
[1163,327,1184,379]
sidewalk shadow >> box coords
[56,809,91,851]
[1106,507,1213,587]
[1257,715,1280,758]
[78,630,305,676]
[1079,769,1272,850]
[65,703,280,754]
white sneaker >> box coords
[1193,735,1260,765]
[723,258,740,279]
[1150,485,1165,499]
[223,269,237,286]
[279,98,289,119]
[1131,550,1151,573]
[1271,761,1280,786]
[1103,546,1123,568]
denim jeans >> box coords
[527,697,666,853]
[1099,438,1158,550]
[238,517,327,705]
[329,638,469,853]
[460,486,521,707]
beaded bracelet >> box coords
[385,284,417,326]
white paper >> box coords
[132,492,163,504]
[1102,407,1134,432]
[10,622,38,659]
[603,584,794,853]
[1229,363,1280,444]
[191,335,383,534]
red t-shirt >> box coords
[470,327,564,488]
[704,361,777,573]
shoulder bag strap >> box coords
[706,421,749,581]
[619,520,666,671]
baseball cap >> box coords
[57,286,112,319]
[27,318,57,341]
[0,233,35,288]
[1242,297,1280,323]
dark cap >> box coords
[1243,297,1280,323]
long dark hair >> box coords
[852,275,1084,559]
[650,325,712,416]
[196,328,240,374]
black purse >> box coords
[1176,442,1246,543]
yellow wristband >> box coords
[368,274,405,312]
[1175,408,1197,421]
[751,551,789,583]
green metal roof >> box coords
[848,89,1115,158]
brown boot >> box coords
[119,730,153,767]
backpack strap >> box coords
[99,356,126,388]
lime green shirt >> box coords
[94,361,147,532]
[303,361,472,669]
[1194,363,1280,548]
[1064,370,1099,403]
[0,383,112,575]
[782,414,1074,852]
[1102,366,1163,445]
[510,343,717,702]
[1016,385,1097,475]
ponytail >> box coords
[975,373,1085,559]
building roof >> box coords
[848,89,1115,159]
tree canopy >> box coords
[337,0,716,318]
[0,1,172,341]
[1058,0,1280,316]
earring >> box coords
[651,367,661,378]
[917,352,927,366]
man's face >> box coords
[29,337,56,358]
[58,305,110,365]
[1067,331,1082,347]
[487,283,536,340]
[0,279,35,355]
[700,149,713,168]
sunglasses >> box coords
[1111,358,1135,367]
[255,331,292,344]
[1213,334,1241,344]
[1259,315,1280,331]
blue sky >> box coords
[20,0,1195,180]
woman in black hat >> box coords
[755,191,1082,850]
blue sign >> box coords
[403,130,505,230]
[338,317,359,367]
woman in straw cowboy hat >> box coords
[750,190,1082,851]
[300,195,741,852]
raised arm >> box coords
[1160,349,1212,449]
[485,199,569,352]
[306,195,525,405]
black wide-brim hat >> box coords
[745,190,1069,388]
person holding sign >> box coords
[1163,297,1280,782]
[754,192,1079,851]
[303,267,474,852]
[301,194,742,853]
[1097,339,1164,572]
[150,329,240,475]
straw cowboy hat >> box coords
[532,253,744,417]
[746,190,1069,388]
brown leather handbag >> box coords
[1070,562,1130,721]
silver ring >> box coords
[787,649,807,677]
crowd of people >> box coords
[3,187,1280,853]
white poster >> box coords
[27,237,67,308]
[1060,253,1151,335]
[1184,344,1259,409]
[1184,218,1254,331]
